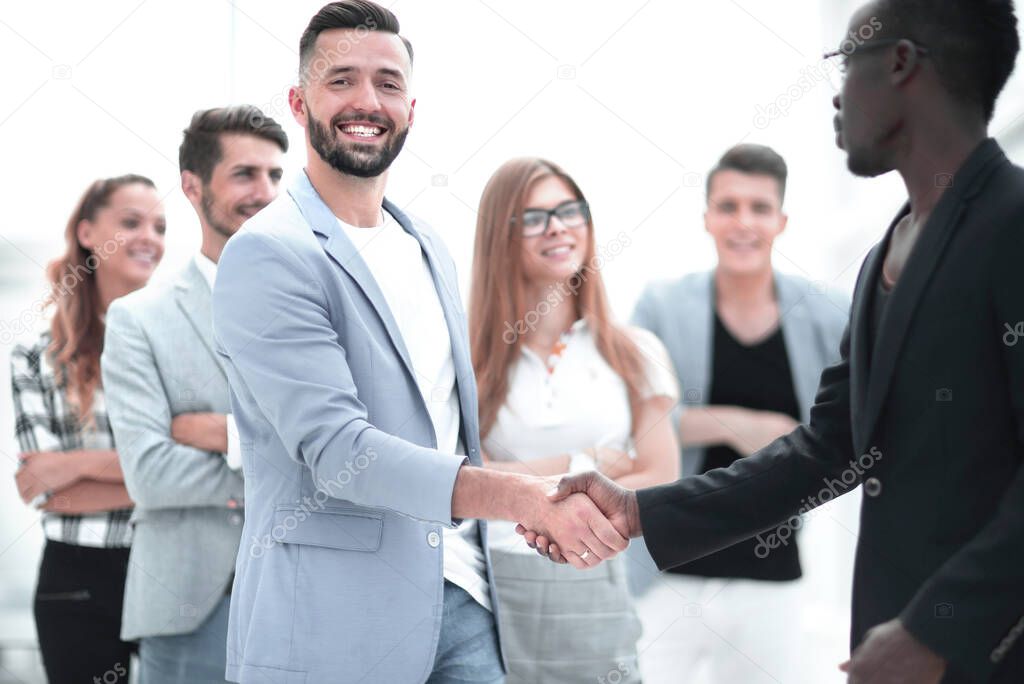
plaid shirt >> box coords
[10,332,132,548]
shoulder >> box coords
[107,273,180,321]
[776,271,850,330]
[10,330,51,373]
[638,271,711,308]
[224,193,318,262]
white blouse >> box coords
[484,319,679,553]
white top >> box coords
[337,210,491,611]
[484,319,679,553]
[193,253,242,471]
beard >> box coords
[200,188,238,239]
[308,111,409,178]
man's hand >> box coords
[15,451,83,504]
[516,471,641,564]
[727,409,799,457]
[839,619,946,683]
[515,476,630,570]
[171,413,229,453]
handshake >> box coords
[513,471,643,569]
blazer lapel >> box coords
[858,139,1005,450]
[175,260,227,380]
[288,172,418,386]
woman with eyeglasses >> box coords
[469,157,680,683]
[10,174,165,683]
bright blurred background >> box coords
[1,1,1022,681]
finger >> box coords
[534,535,550,555]
[588,513,629,554]
[580,529,617,561]
[548,472,591,502]
[522,530,539,547]
[547,543,568,564]
[562,550,589,570]
[515,523,526,535]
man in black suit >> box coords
[521,1,1024,682]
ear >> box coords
[890,39,923,87]
[408,98,416,127]
[76,219,95,251]
[289,86,308,128]
[703,208,712,235]
[181,170,202,207]
[775,211,789,237]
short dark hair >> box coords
[706,144,788,204]
[179,106,288,183]
[299,1,413,82]
[874,0,1019,122]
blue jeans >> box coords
[138,595,231,684]
[427,581,505,684]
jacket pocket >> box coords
[271,506,382,552]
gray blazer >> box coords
[622,270,850,594]
[102,260,245,640]
[632,270,850,476]
[211,172,504,684]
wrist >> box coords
[625,489,642,538]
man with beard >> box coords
[527,1,1024,683]
[101,105,287,683]
[210,2,627,683]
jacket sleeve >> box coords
[101,300,244,510]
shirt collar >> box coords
[193,251,218,291]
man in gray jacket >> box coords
[628,144,850,683]
[101,105,287,683]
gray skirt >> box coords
[491,547,643,683]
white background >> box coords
[1,1,1023,681]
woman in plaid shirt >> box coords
[10,174,165,684]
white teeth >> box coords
[542,246,572,256]
[341,124,383,137]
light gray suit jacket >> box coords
[102,260,245,640]
[212,172,505,684]
[632,270,850,476]
[624,270,849,593]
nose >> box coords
[253,173,277,205]
[351,78,382,113]
[543,214,570,238]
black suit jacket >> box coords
[637,139,1024,683]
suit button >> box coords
[427,531,441,548]
[229,513,243,526]
[864,477,882,498]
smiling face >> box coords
[705,170,787,277]
[518,175,590,287]
[192,132,284,238]
[292,28,415,178]
[77,182,166,289]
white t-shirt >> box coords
[337,210,490,611]
[484,319,679,553]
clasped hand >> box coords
[516,471,640,567]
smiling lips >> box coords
[127,247,158,266]
[541,244,575,258]
[338,122,387,140]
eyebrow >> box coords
[322,65,406,82]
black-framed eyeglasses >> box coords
[823,38,930,75]
[513,199,590,237]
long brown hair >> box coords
[46,174,156,422]
[469,157,648,438]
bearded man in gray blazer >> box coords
[101,105,287,683]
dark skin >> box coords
[521,1,1000,681]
